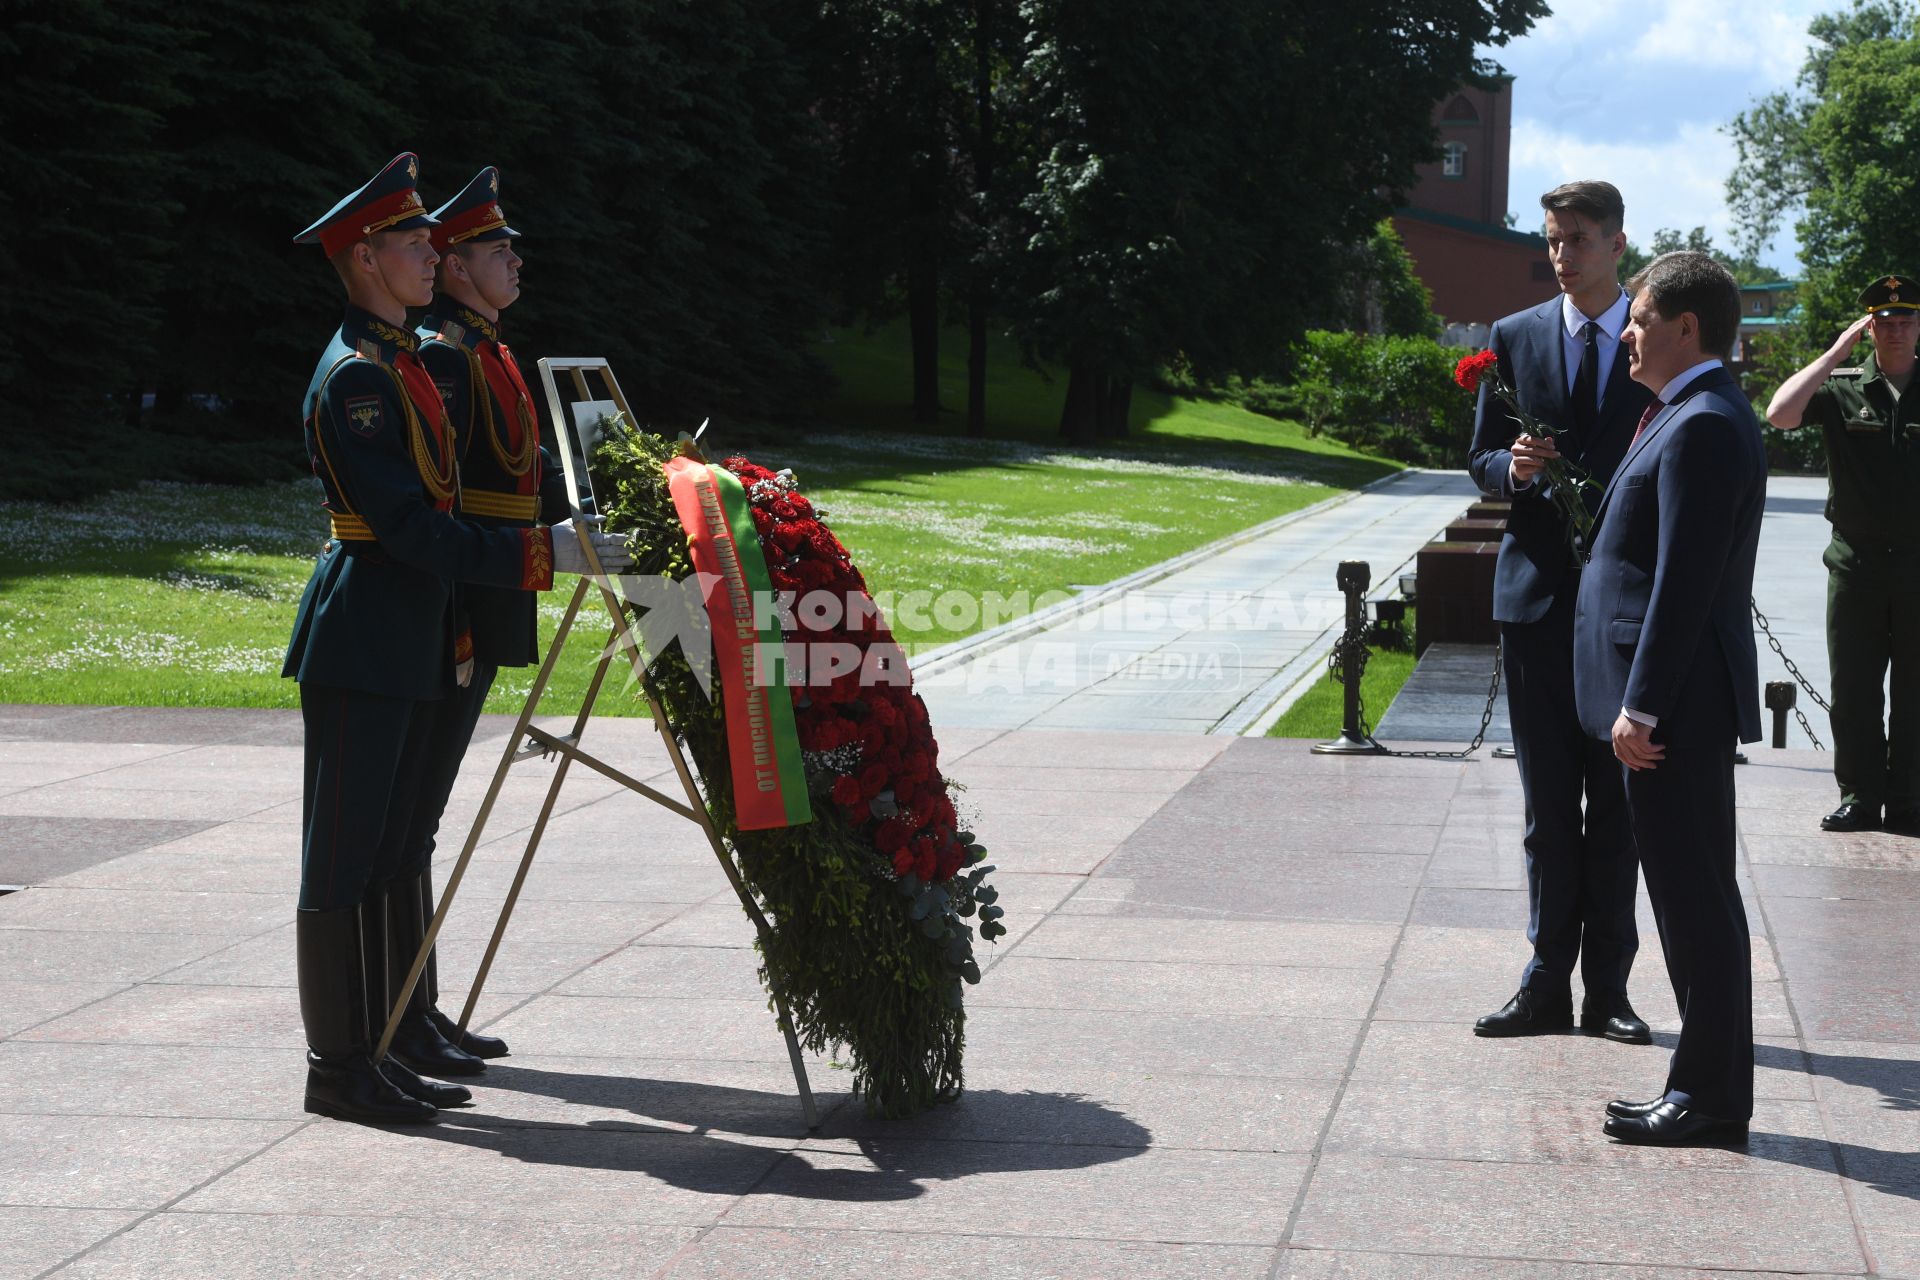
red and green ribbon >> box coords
[663,456,812,830]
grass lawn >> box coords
[1267,612,1417,740]
[0,323,1395,715]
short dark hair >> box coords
[1539,180,1625,235]
[1628,251,1741,359]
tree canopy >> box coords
[2,0,1545,491]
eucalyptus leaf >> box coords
[961,958,981,984]
[919,914,946,939]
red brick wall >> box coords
[1393,214,1554,327]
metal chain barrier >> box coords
[1751,599,1828,750]
[1312,561,1502,760]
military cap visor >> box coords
[430,166,520,253]
[1858,274,1920,316]
[294,152,438,258]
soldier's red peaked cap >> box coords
[294,153,438,258]
[1859,274,1920,316]
[429,167,520,253]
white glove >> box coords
[550,515,635,576]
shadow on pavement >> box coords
[412,1065,1151,1203]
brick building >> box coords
[1390,76,1553,328]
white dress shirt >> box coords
[1511,289,1631,490]
[1621,357,1726,729]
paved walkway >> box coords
[913,469,1481,735]
[2,704,1916,1278]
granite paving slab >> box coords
[660,1229,1278,1280]
[1,708,1913,1277]
[50,1217,700,1280]
[0,1207,142,1280]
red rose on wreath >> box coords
[831,775,862,808]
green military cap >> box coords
[1858,274,1920,317]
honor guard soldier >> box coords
[1767,274,1920,834]
[382,167,571,1065]
[284,154,632,1124]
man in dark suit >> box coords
[1574,250,1766,1145]
[1468,181,1654,1044]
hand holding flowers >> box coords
[1454,349,1598,555]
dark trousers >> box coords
[383,663,498,882]
[298,684,437,911]
[1826,541,1920,809]
[1502,590,1638,999]
[1622,743,1754,1119]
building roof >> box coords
[1394,205,1547,250]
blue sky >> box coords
[1483,0,1831,274]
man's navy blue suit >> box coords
[1468,296,1654,1007]
[1574,364,1765,1120]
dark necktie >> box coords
[1572,320,1599,435]
[1630,398,1665,448]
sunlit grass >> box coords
[1,327,1397,716]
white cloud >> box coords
[1629,0,1815,80]
[1509,117,1739,246]
[1487,0,1832,269]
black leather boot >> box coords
[297,905,437,1124]
[418,868,510,1060]
[378,874,486,1078]
[378,1052,472,1108]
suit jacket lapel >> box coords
[1589,368,1726,528]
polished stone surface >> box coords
[0,706,1913,1278]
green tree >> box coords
[998,0,1545,442]
[1726,0,1915,261]
[1618,226,1783,286]
[0,0,185,423]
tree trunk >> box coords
[1098,375,1132,438]
[907,34,942,426]
[965,0,993,438]
[908,240,939,424]
[1059,355,1099,444]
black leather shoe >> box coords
[388,1015,488,1078]
[1582,996,1652,1045]
[1603,1100,1747,1145]
[1474,989,1573,1037]
[378,1054,472,1108]
[1821,803,1881,832]
[427,1006,510,1060]
[1884,807,1920,836]
[304,1051,438,1124]
[1605,1095,1666,1119]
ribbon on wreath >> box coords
[663,455,812,830]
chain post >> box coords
[1750,599,1827,749]
[1312,561,1385,755]
[1764,681,1796,749]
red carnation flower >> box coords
[892,849,917,877]
[1453,349,1500,393]
[831,775,863,808]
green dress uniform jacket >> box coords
[1805,352,1920,811]
[283,304,555,701]
[1806,352,1920,554]
[418,304,571,668]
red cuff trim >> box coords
[521,528,554,591]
